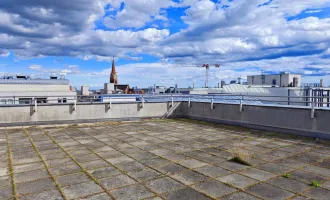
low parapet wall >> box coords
[0,102,181,126]
[179,102,330,139]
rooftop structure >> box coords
[1,119,330,200]
[0,75,76,104]
[247,72,301,87]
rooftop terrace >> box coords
[1,119,330,200]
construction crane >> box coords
[163,61,220,88]
[200,64,220,88]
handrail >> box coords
[0,93,329,108]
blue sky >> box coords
[1,0,330,88]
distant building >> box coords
[247,72,301,87]
[81,85,90,96]
[0,75,76,104]
[114,84,130,94]
[141,86,167,94]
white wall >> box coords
[247,74,301,87]
[0,84,72,92]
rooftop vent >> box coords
[16,75,27,79]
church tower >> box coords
[110,59,118,84]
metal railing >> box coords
[0,94,329,113]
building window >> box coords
[252,76,254,84]
[36,98,47,104]
[19,98,32,104]
[272,78,277,85]
[0,99,14,104]
[58,98,67,103]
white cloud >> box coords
[68,65,79,69]
[28,65,42,70]
[103,0,176,28]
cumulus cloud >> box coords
[28,64,81,76]
[103,0,176,28]
[0,49,10,57]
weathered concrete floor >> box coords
[1,119,330,200]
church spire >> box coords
[110,58,118,84]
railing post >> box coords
[311,100,315,119]
[188,97,191,108]
[211,99,214,110]
[141,96,144,108]
[34,99,38,112]
[171,96,174,107]
[109,98,112,109]
[73,96,77,111]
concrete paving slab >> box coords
[192,179,236,198]
[45,157,75,168]
[75,154,100,163]
[222,192,260,200]
[116,161,148,172]
[140,157,171,167]
[49,164,82,177]
[0,185,13,199]
[257,162,294,175]
[218,173,258,189]
[112,184,155,200]
[19,189,64,200]
[42,152,68,161]
[62,181,104,199]
[302,165,330,177]
[217,161,249,171]
[290,170,327,183]
[157,163,188,175]
[12,162,45,174]
[88,166,121,179]
[100,174,136,190]
[145,177,184,194]
[12,157,41,166]
[97,150,124,159]
[302,187,330,200]
[162,187,211,200]
[290,195,313,200]
[80,160,110,170]
[57,172,91,187]
[128,169,162,182]
[246,183,295,200]
[106,156,134,165]
[322,180,330,190]
[267,177,310,193]
[83,193,113,200]
[178,159,208,169]
[171,170,208,185]
[14,169,50,183]
[240,168,277,181]
[0,175,11,188]
[16,178,57,197]
[314,159,330,169]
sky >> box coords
[1,0,330,88]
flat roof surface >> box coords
[1,119,330,200]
